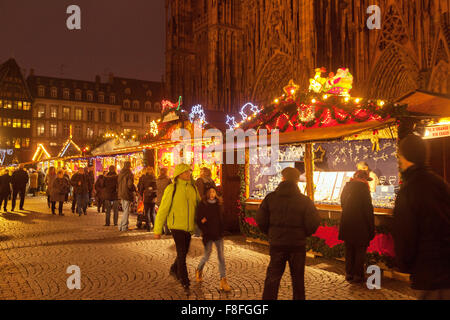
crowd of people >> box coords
[0,134,448,299]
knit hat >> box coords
[353,170,373,181]
[173,163,192,178]
[399,134,427,165]
[281,167,301,182]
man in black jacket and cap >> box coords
[394,134,450,300]
[256,167,320,300]
[11,164,29,211]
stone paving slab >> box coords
[0,196,416,300]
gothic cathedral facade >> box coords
[165,0,450,112]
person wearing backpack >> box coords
[256,167,320,300]
[195,186,231,292]
[154,163,201,292]
[138,166,157,231]
[393,134,450,300]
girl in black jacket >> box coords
[195,186,231,292]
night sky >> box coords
[0,0,165,82]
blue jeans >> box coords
[119,200,131,231]
[76,193,89,215]
[197,238,226,279]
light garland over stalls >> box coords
[149,120,159,137]
[225,67,408,133]
[32,144,51,161]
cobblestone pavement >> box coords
[0,196,416,300]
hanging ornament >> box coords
[298,103,315,122]
[239,102,260,122]
[189,104,207,128]
[226,115,237,130]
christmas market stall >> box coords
[231,68,410,269]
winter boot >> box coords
[220,278,231,292]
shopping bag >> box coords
[137,200,144,213]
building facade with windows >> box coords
[0,58,33,164]
[27,72,163,158]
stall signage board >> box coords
[423,124,450,139]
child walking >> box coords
[195,186,231,292]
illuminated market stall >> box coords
[232,68,410,268]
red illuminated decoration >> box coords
[240,68,408,133]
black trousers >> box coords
[345,243,367,279]
[71,194,77,211]
[0,194,9,210]
[263,247,306,300]
[51,201,64,215]
[170,229,192,287]
[144,202,155,226]
[11,188,26,210]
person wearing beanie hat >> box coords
[398,134,427,169]
[394,134,450,299]
[256,166,320,300]
[118,161,136,231]
[154,163,201,291]
[339,168,375,283]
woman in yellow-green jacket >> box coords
[154,163,200,291]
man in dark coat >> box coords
[71,167,89,216]
[0,169,12,212]
[256,167,320,300]
[118,161,136,231]
[11,164,29,211]
[138,166,157,231]
[393,134,450,300]
[339,170,375,283]
[103,166,119,226]
[95,171,107,213]
[86,165,95,207]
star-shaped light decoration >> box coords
[226,115,237,130]
[149,120,158,137]
[189,104,207,128]
[313,145,326,163]
[283,79,300,100]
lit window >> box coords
[50,124,57,137]
[23,102,31,110]
[63,107,70,119]
[51,87,57,98]
[17,101,23,110]
[22,138,30,148]
[22,120,31,128]
[37,123,45,136]
[87,127,94,139]
[5,101,12,109]
[38,105,46,118]
[50,142,58,147]
[13,119,21,128]
[75,108,83,121]
[50,106,58,118]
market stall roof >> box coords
[399,90,450,116]
[276,119,396,145]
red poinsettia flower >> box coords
[244,217,258,227]
[367,233,395,257]
[312,225,344,248]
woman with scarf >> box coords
[339,170,375,283]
